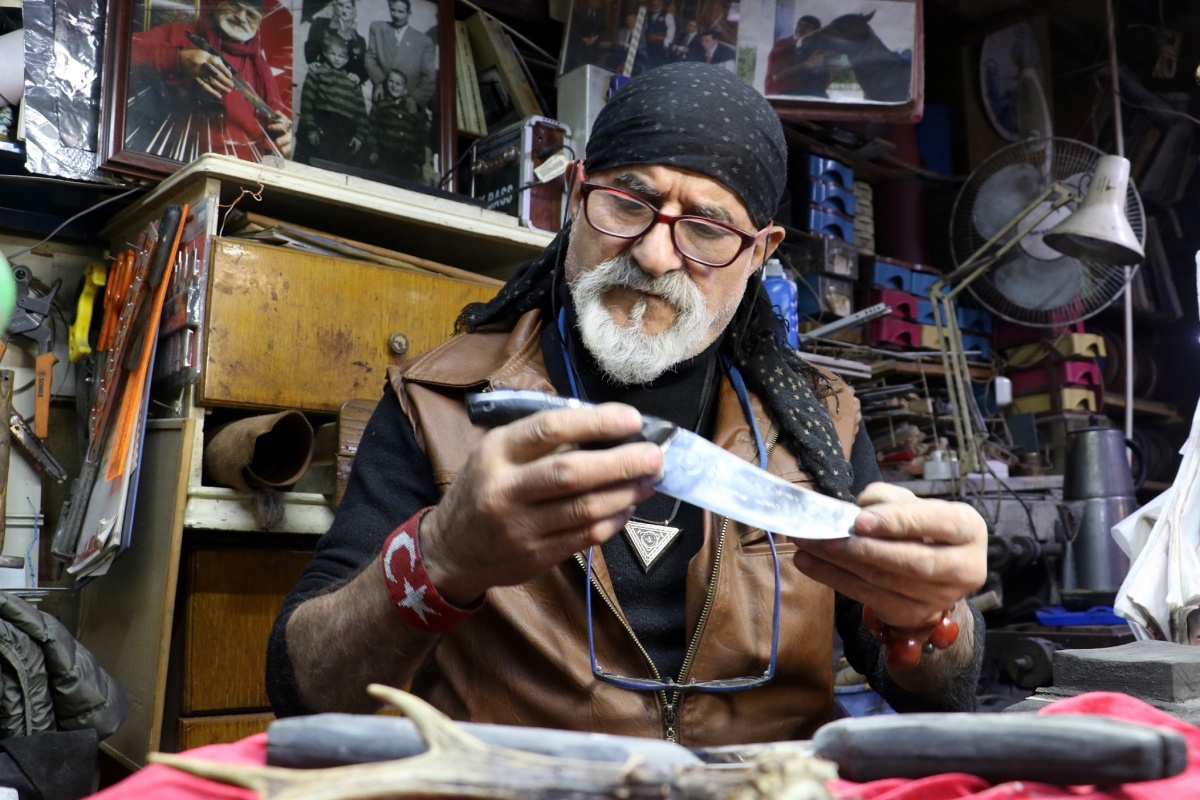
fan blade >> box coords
[973,163,1050,242]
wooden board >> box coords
[179,713,275,750]
[183,546,314,714]
[77,419,195,769]
[202,238,498,413]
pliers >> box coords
[0,266,60,438]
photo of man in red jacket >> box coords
[126,0,293,163]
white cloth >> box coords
[1114,396,1200,643]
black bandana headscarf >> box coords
[456,63,854,500]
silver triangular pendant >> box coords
[623,521,682,572]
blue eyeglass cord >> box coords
[559,308,782,690]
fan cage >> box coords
[949,137,1145,327]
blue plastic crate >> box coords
[804,178,856,217]
[806,154,853,187]
[801,206,853,241]
[917,298,936,325]
[1036,606,1126,626]
[867,259,913,292]
[910,270,940,298]
[961,333,989,359]
[959,307,993,334]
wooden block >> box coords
[1003,334,1106,368]
[203,238,498,413]
[183,547,314,714]
[179,713,275,750]
[1010,388,1098,415]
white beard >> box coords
[217,14,257,43]
[568,254,717,385]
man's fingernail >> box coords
[623,408,641,427]
[856,512,879,533]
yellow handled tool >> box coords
[69,262,107,363]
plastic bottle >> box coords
[762,259,800,350]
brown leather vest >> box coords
[388,310,862,746]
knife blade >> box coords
[465,390,858,540]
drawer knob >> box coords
[389,333,410,355]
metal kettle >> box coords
[1059,426,1146,602]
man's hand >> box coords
[792,482,987,629]
[420,404,662,606]
[268,116,293,157]
[181,49,235,99]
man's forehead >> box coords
[591,163,752,224]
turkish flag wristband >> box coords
[381,506,479,634]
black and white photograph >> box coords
[294,0,439,184]
[559,0,740,80]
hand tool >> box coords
[0,370,20,571]
[0,266,60,439]
[466,390,859,540]
[8,408,66,483]
[811,712,1188,786]
[68,262,106,363]
[184,32,287,159]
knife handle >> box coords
[813,712,1187,786]
[466,390,677,447]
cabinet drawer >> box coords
[179,712,275,750]
[184,547,313,714]
[203,238,498,412]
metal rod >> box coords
[1107,0,1135,450]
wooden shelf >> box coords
[1103,393,1181,423]
[1142,480,1172,492]
[876,359,995,381]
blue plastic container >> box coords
[867,259,913,293]
[910,270,940,298]
[763,261,799,349]
[804,178,857,217]
[801,206,854,242]
[834,684,896,717]
[1036,606,1127,626]
[806,154,853,187]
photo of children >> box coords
[294,33,369,165]
[559,0,739,80]
[368,68,428,180]
[293,0,439,184]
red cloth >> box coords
[89,693,1199,800]
[829,692,1200,799]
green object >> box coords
[0,251,16,334]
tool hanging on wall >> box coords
[0,370,21,570]
[69,262,106,364]
[0,266,60,439]
[51,204,185,565]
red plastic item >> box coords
[1009,361,1102,397]
[867,286,919,320]
[868,317,920,349]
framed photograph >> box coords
[558,0,740,79]
[740,0,924,122]
[100,0,457,186]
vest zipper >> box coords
[671,426,782,744]
[574,553,673,740]
[578,426,784,745]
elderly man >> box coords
[267,64,986,746]
[129,0,292,160]
[765,15,833,97]
[365,0,436,107]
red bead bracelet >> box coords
[862,605,960,668]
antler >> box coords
[150,686,835,800]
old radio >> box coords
[467,116,570,234]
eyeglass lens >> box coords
[585,188,746,266]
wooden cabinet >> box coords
[202,238,497,413]
[77,155,554,769]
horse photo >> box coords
[801,11,912,102]
[757,1,916,106]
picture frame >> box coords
[742,0,925,123]
[558,0,740,79]
[99,0,457,186]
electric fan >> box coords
[949,137,1146,327]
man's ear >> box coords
[757,225,786,267]
[567,166,585,220]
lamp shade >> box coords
[1042,155,1145,266]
